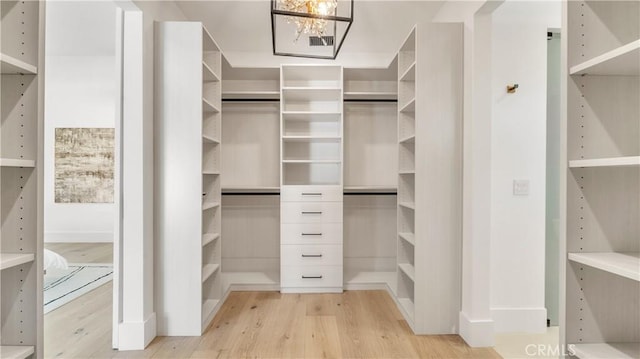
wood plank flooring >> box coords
[43,244,501,358]
[46,289,500,358]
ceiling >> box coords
[176,0,446,68]
[45,0,117,57]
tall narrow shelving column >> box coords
[394,24,463,334]
[155,22,222,336]
[562,2,639,358]
[0,0,43,358]
[280,65,344,293]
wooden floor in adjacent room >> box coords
[46,287,501,358]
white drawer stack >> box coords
[281,186,343,292]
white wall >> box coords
[44,1,117,243]
[490,0,560,333]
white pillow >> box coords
[44,249,69,270]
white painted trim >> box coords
[459,311,495,347]
[117,312,156,351]
[491,307,548,333]
[44,232,113,243]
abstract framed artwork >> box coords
[55,128,115,203]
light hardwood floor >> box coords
[44,244,501,358]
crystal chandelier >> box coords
[279,0,338,42]
[271,0,354,59]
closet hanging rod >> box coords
[344,192,397,195]
[222,191,398,196]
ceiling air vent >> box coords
[309,36,334,46]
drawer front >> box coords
[281,244,343,266]
[281,223,342,244]
[281,265,343,288]
[281,202,343,224]
[281,186,343,202]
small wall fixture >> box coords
[271,0,354,59]
[507,84,519,93]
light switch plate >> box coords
[513,180,530,196]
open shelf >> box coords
[202,264,220,283]
[203,61,220,82]
[222,187,280,194]
[570,40,640,76]
[398,232,415,246]
[343,91,397,101]
[282,136,341,142]
[399,135,415,144]
[0,346,35,359]
[222,91,280,100]
[202,202,220,211]
[569,156,640,168]
[344,271,396,288]
[202,170,220,175]
[0,253,35,271]
[202,98,220,113]
[570,343,640,359]
[399,62,416,82]
[398,202,415,210]
[282,87,341,101]
[202,233,220,247]
[202,299,219,326]
[202,134,220,144]
[0,53,37,75]
[282,111,341,117]
[282,159,341,164]
[222,271,280,287]
[399,170,415,175]
[398,263,415,282]
[399,99,415,113]
[0,158,36,167]
[568,252,639,282]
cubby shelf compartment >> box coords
[0,253,35,271]
[398,263,415,282]
[570,343,640,359]
[202,98,220,113]
[202,134,220,144]
[282,160,341,164]
[570,40,640,76]
[222,187,280,194]
[0,346,35,359]
[202,264,220,283]
[0,53,37,74]
[282,87,341,100]
[398,232,415,246]
[202,170,220,175]
[569,156,640,168]
[568,252,639,282]
[202,202,220,211]
[202,233,220,247]
[203,61,220,82]
[399,62,416,82]
[0,158,36,167]
[282,111,341,117]
[399,99,415,113]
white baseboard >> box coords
[491,307,547,333]
[45,231,113,243]
[459,311,495,347]
[117,312,157,351]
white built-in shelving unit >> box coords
[393,24,463,334]
[280,65,344,293]
[1,0,43,357]
[562,2,640,358]
[155,22,222,336]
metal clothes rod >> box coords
[343,99,398,103]
[222,192,398,196]
[222,98,280,103]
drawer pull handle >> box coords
[302,192,323,196]
[301,211,322,215]
[302,275,323,279]
[301,254,322,258]
[301,232,322,236]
